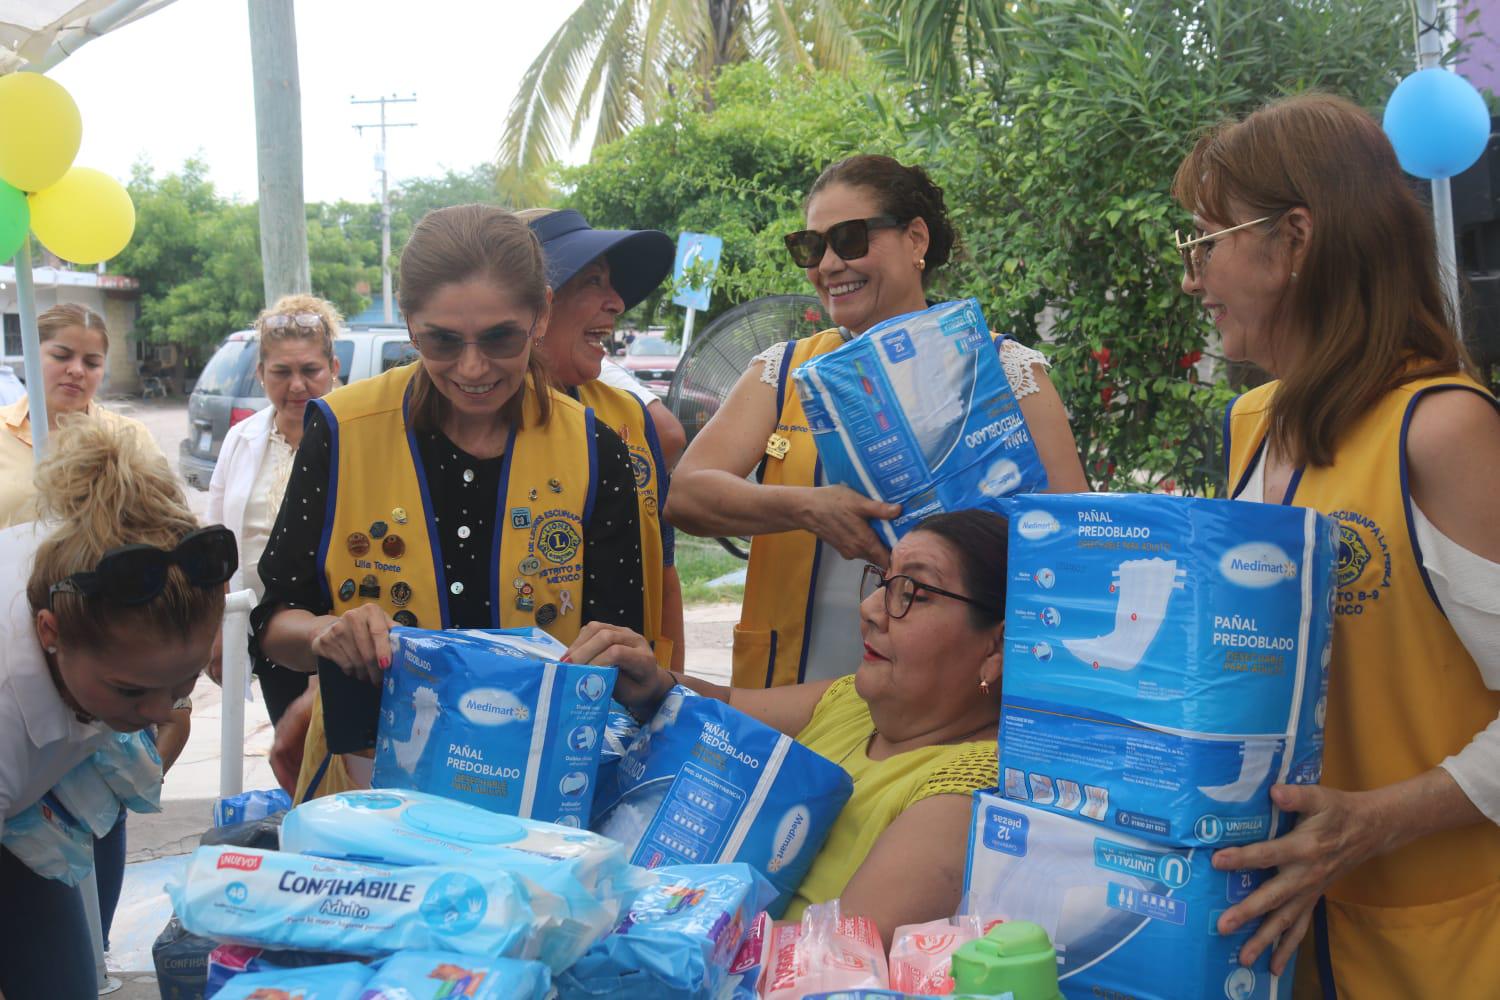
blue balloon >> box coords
[1383,68,1493,180]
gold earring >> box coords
[916,259,926,271]
[979,678,991,694]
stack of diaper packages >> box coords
[371,626,617,826]
[791,298,1048,546]
[590,685,853,916]
[963,492,1339,1000]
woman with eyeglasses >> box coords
[1175,94,1500,997]
[567,508,1005,944]
[252,205,643,802]
[670,155,1085,690]
[0,419,233,996]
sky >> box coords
[48,0,588,205]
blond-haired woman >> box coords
[0,419,234,995]
[0,304,162,528]
[208,294,342,729]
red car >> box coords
[617,335,681,398]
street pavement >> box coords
[98,395,739,997]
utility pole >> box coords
[249,0,311,303]
[352,94,416,324]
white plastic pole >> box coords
[681,307,697,355]
[1418,0,1463,315]
[219,589,258,799]
[13,241,48,461]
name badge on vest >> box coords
[765,433,791,461]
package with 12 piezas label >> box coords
[791,298,1048,547]
[371,627,616,826]
[591,687,853,916]
[964,792,1291,1000]
[998,493,1337,846]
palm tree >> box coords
[498,0,866,185]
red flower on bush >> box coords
[1161,479,1178,494]
[1177,350,1203,369]
[1099,385,1115,407]
[1091,346,1112,372]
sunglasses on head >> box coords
[48,525,239,609]
[409,316,538,363]
[784,215,907,268]
[260,312,326,333]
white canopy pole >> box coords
[13,240,49,461]
[1418,0,1462,316]
[219,589,258,799]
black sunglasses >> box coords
[784,215,907,268]
[859,563,989,620]
[48,525,239,608]
[409,315,538,363]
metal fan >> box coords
[666,294,833,558]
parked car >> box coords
[617,335,681,398]
[179,327,418,490]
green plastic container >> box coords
[949,921,1064,1000]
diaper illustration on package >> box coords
[361,950,552,1000]
[999,494,1337,846]
[792,298,1047,546]
[212,961,372,1000]
[963,793,1291,1000]
[371,627,616,825]
[591,687,853,916]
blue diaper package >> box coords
[169,846,542,959]
[998,493,1337,846]
[595,707,640,809]
[556,863,775,999]
[206,944,359,997]
[1,792,96,884]
[592,687,853,917]
[212,961,371,999]
[371,627,617,825]
[964,792,1291,1000]
[360,950,552,1000]
[215,789,293,828]
[791,298,1048,546]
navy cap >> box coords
[527,209,674,311]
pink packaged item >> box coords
[888,915,1004,993]
[759,900,889,999]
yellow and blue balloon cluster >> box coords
[0,72,135,265]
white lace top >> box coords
[753,336,1051,399]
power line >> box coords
[352,93,417,323]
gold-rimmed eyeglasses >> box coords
[1174,217,1271,280]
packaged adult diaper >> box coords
[206,944,359,997]
[719,911,770,1000]
[964,792,1290,1000]
[556,863,775,1000]
[168,846,541,959]
[792,299,1048,546]
[212,961,371,999]
[760,901,889,1000]
[595,707,640,811]
[154,915,216,1000]
[361,950,552,1000]
[1,792,97,884]
[90,730,164,812]
[591,687,853,916]
[371,627,616,826]
[999,493,1337,846]
[215,788,293,828]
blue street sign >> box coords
[671,232,723,312]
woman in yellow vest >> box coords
[1174,94,1500,998]
[252,205,644,800]
[521,208,686,673]
[670,154,1087,688]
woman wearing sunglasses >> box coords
[208,296,342,739]
[568,509,1005,944]
[1175,94,1500,997]
[252,205,643,802]
[0,419,233,995]
[670,154,1085,689]
[0,303,164,528]
[521,208,687,675]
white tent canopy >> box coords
[0,0,176,71]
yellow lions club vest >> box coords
[576,380,671,667]
[734,329,847,688]
[1226,373,1500,999]
[295,363,597,801]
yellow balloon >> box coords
[0,73,82,192]
[29,167,135,265]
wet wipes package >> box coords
[212,961,371,1000]
[556,863,775,1000]
[371,627,616,826]
[999,493,1337,846]
[792,298,1047,546]
[168,846,540,959]
[361,950,552,1000]
[592,687,853,916]
[964,793,1290,1000]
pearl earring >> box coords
[46,646,57,654]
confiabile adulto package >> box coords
[592,687,852,915]
[999,493,1337,846]
[792,298,1047,546]
[371,627,616,825]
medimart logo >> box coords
[1219,542,1298,589]
[1016,510,1061,540]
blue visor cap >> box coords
[528,210,675,311]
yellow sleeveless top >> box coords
[1226,373,1500,999]
[576,379,671,667]
[734,330,846,688]
[295,364,596,801]
[783,676,998,923]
